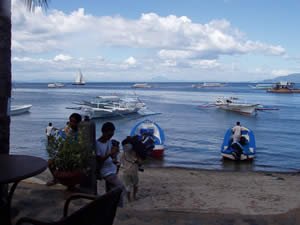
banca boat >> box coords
[267,81,300,93]
[48,83,64,88]
[248,83,274,89]
[77,96,145,119]
[192,82,224,88]
[221,127,256,160]
[215,97,260,114]
[130,120,165,157]
[132,83,152,88]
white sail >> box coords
[73,69,85,85]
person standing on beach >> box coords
[119,141,142,202]
[46,113,82,186]
[95,122,125,197]
[232,121,244,143]
[45,122,56,142]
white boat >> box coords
[72,69,85,85]
[248,83,273,89]
[192,82,224,88]
[215,97,260,114]
[75,96,146,119]
[81,102,145,119]
[10,104,32,115]
[132,83,152,88]
[48,83,64,88]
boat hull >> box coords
[267,88,300,93]
[217,104,260,114]
[84,107,140,119]
[151,145,164,157]
[72,83,85,85]
[11,104,32,115]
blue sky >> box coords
[11,0,300,82]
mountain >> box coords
[264,73,300,83]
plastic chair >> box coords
[16,187,122,225]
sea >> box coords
[10,82,300,172]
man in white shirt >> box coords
[232,121,244,143]
[45,122,57,142]
[95,122,125,195]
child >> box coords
[119,142,142,202]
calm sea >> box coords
[10,82,300,172]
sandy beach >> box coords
[11,167,300,225]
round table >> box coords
[0,154,48,225]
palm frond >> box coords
[24,0,49,12]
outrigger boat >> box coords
[72,95,145,119]
[198,97,279,114]
[130,120,165,157]
[267,81,300,93]
[215,97,260,114]
[221,127,256,160]
[248,83,274,89]
[192,82,224,88]
[132,83,152,88]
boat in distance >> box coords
[221,127,256,160]
[48,83,64,88]
[192,82,224,88]
[248,83,274,89]
[132,83,152,88]
[267,81,300,93]
[10,104,32,115]
[72,69,85,85]
[215,97,260,114]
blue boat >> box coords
[130,120,165,157]
[221,128,256,160]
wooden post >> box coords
[78,117,97,194]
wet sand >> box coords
[11,167,300,225]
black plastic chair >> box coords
[16,187,122,225]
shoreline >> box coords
[12,167,300,224]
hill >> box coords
[264,73,300,83]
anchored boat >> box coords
[215,97,260,114]
[221,127,256,160]
[130,120,165,157]
[132,83,152,88]
[249,83,274,89]
[10,104,32,115]
[267,81,300,93]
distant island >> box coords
[264,73,300,83]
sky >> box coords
[11,0,300,82]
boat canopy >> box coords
[130,120,165,145]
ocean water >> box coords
[10,82,300,172]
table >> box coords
[0,154,48,225]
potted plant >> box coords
[47,128,94,190]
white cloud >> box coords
[124,56,136,65]
[53,54,72,61]
[12,2,285,58]
[11,0,291,81]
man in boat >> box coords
[231,136,247,160]
[232,121,244,143]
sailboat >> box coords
[72,69,85,85]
